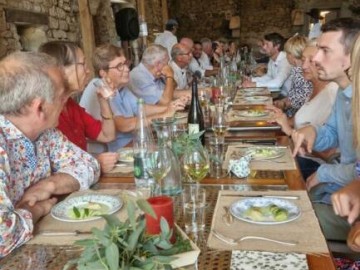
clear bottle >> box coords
[133,98,154,189]
[187,76,205,144]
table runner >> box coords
[233,96,273,106]
[236,88,271,97]
[27,189,137,245]
[223,144,297,171]
[207,190,329,254]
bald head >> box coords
[180,37,194,50]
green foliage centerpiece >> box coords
[64,198,192,270]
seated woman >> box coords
[39,41,118,173]
[274,35,313,117]
[268,39,338,179]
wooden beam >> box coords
[5,8,48,25]
[161,0,168,26]
[77,0,95,76]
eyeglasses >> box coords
[107,62,127,71]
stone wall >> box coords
[0,0,82,58]
[168,0,239,41]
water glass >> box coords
[93,79,114,99]
[208,136,227,178]
[182,185,206,233]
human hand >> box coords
[347,221,360,252]
[241,80,255,88]
[306,172,320,191]
[291,125,316,157]
[18,180,56,207]
[17,197,58,223]
[170,99,186,111]
[332,181,360,224]
[161,64,174,78]
[97,152,119,173]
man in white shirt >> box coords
[242,32,292,96]
[169,43,192,90]
[154,19,178,57]
[307,8,323,39]
[189,41,218,77]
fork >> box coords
[212,230,298,246]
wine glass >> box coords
[212,105,229,140]
[145,145,172,195]
[182,143,210,184]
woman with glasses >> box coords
[39,41,118,173]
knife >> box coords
[223,194,300,200]
[39,230,92,236]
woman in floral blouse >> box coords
[0,52,100,257]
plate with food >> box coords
[245,96,269,102]
[236,110,269,118]
[118,147,134,163]
[246,146,285,160]
[230,197,300,225]
[51,194,123,222]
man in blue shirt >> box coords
[292,18,360,241]
[129,44,177,105]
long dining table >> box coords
[0,87,337,269]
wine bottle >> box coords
[187,76,205,144]
[133,98,154,189]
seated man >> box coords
[189,41,218,77]
[169,43,193,90]
[0,52,100,257]
[242,32,292,96]
[80,44,185,151]
[129,44,178,105]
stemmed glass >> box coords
[182,143,210,184]
[145,145,172,196]
[212,105,229,140]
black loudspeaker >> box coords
[115,8,140,41]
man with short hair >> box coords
[291,18,360,241]
[155,19,178,57]
[189,41,218,77]
[170,43,192,90]
[81,44,184,151]
[0,52,100,257]
[129,44,177,105]
[242,32,292,96]
[200,38,214,69]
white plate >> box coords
[118,147,134,163]
[246,147,285,160]
[230,197,301,225]
[245,96,269,102]
[51,194,123,222]
[237,110,269,118]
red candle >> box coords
[145,196,175,242]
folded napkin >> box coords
[231,251,308,270]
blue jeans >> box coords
[309,182,344,205]
[296,156,321,181]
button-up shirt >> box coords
[169,60,188,90]
[0,115,100,257]
[313,85,357,185]
[189,52,213,77]
[253,51,292,95]
[129,63,164,105]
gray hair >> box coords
[0,51,58,115]
[141,44,168,66]
[171,43,184,60]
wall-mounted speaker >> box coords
[114,8,140,41]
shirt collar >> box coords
[139,62,156,82]
[342,84,352,98]
[0,115,27,140]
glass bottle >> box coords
[187,76,205,144]
[133,98,154,190]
